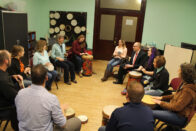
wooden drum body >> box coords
[82,55,93,76]
[127,71,142,86]
[102,105,119,126]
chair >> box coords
[0,106,15,131]
[170,77,182,91]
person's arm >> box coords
[142,68,154,76]
[51,44,57,60]
[160,90,192,112]
[113,47,118,56]
[51,96,67,128]
[72,41,81,55]
[120,48,127,58]
[7,59,21,75]
[105,109,118,131]
[0,81,17,105]
[161,94,174,101]
[33,53,39,66]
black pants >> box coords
[0,107,19,131]
[117,65,134,83]
[55,60,75,82]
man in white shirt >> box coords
[15,64,81,131]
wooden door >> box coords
[93,0,146,60]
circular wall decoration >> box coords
[55,27,60,33]
[60,24,65,30]
[54,12,60,19]
[81,26,86,32]
[64,34,69,40]
[50,19,56,26]
[60,31,65,36]
[49,28,54,34]
[49,13,54,18]
[65,25,72,32]
[74,26,81,34]
[67,13,73,20]
[71,19,77,26]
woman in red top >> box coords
[71,35,88,76]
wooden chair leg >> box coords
[3,120,9,131]
[55,81,58,90]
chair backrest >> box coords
[170,77,182,90]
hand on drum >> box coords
[24,67,31,75]
[64,53,68,57]
[124,64,133,69]
[80,52,88,56]
[151,96,162,105]
[61,104,69,113]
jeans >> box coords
[23,79,32,88]
[153,110,187,127]
[46,70,58,90]
[55,60,75,83]
[106,58,121,73]
[144,85,163,96]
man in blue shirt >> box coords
[98,81,154,131]
[15,64,81,131]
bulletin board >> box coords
[49,11,87,46]
[164,44,193,82]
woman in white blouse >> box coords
[101,40,127,81]
[33,40,58,91]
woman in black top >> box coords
[7,45,31,87]
[144,56,169,96]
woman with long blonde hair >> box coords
[101,40,127,81]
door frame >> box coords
[93,0,147,59]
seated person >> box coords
[70,35,88,77]
[144,56,169,96]
[98,81,154,131]
[101,40,127,81]
[51,34,77,85]
[33,40,58,91]
[152,63,196,128]
[7,45,31,87]
[121,47,158,95]
[138,47,158,85]
[113,42,147,84]
[15,64,81,131]
[0,50,22,131]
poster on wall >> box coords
[49,11,87,46]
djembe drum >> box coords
[127,71,142,87]
[102,105,119,125]
[82,54,93,76]
[64,107,75,119]
[142,95,156,109]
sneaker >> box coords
[121,88,127,95]
[65,81,71,85]
[71,80,77,83]
[113,81,122,84]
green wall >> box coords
[142,0,196,49]
[1,0,195,50]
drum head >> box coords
[102,105,119,119]
[65,107,75,119]
[77,115,88,124]
[129,71,142,78]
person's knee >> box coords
[65,117,81,131]
[98,126,106,131]
[47,73,52,80]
